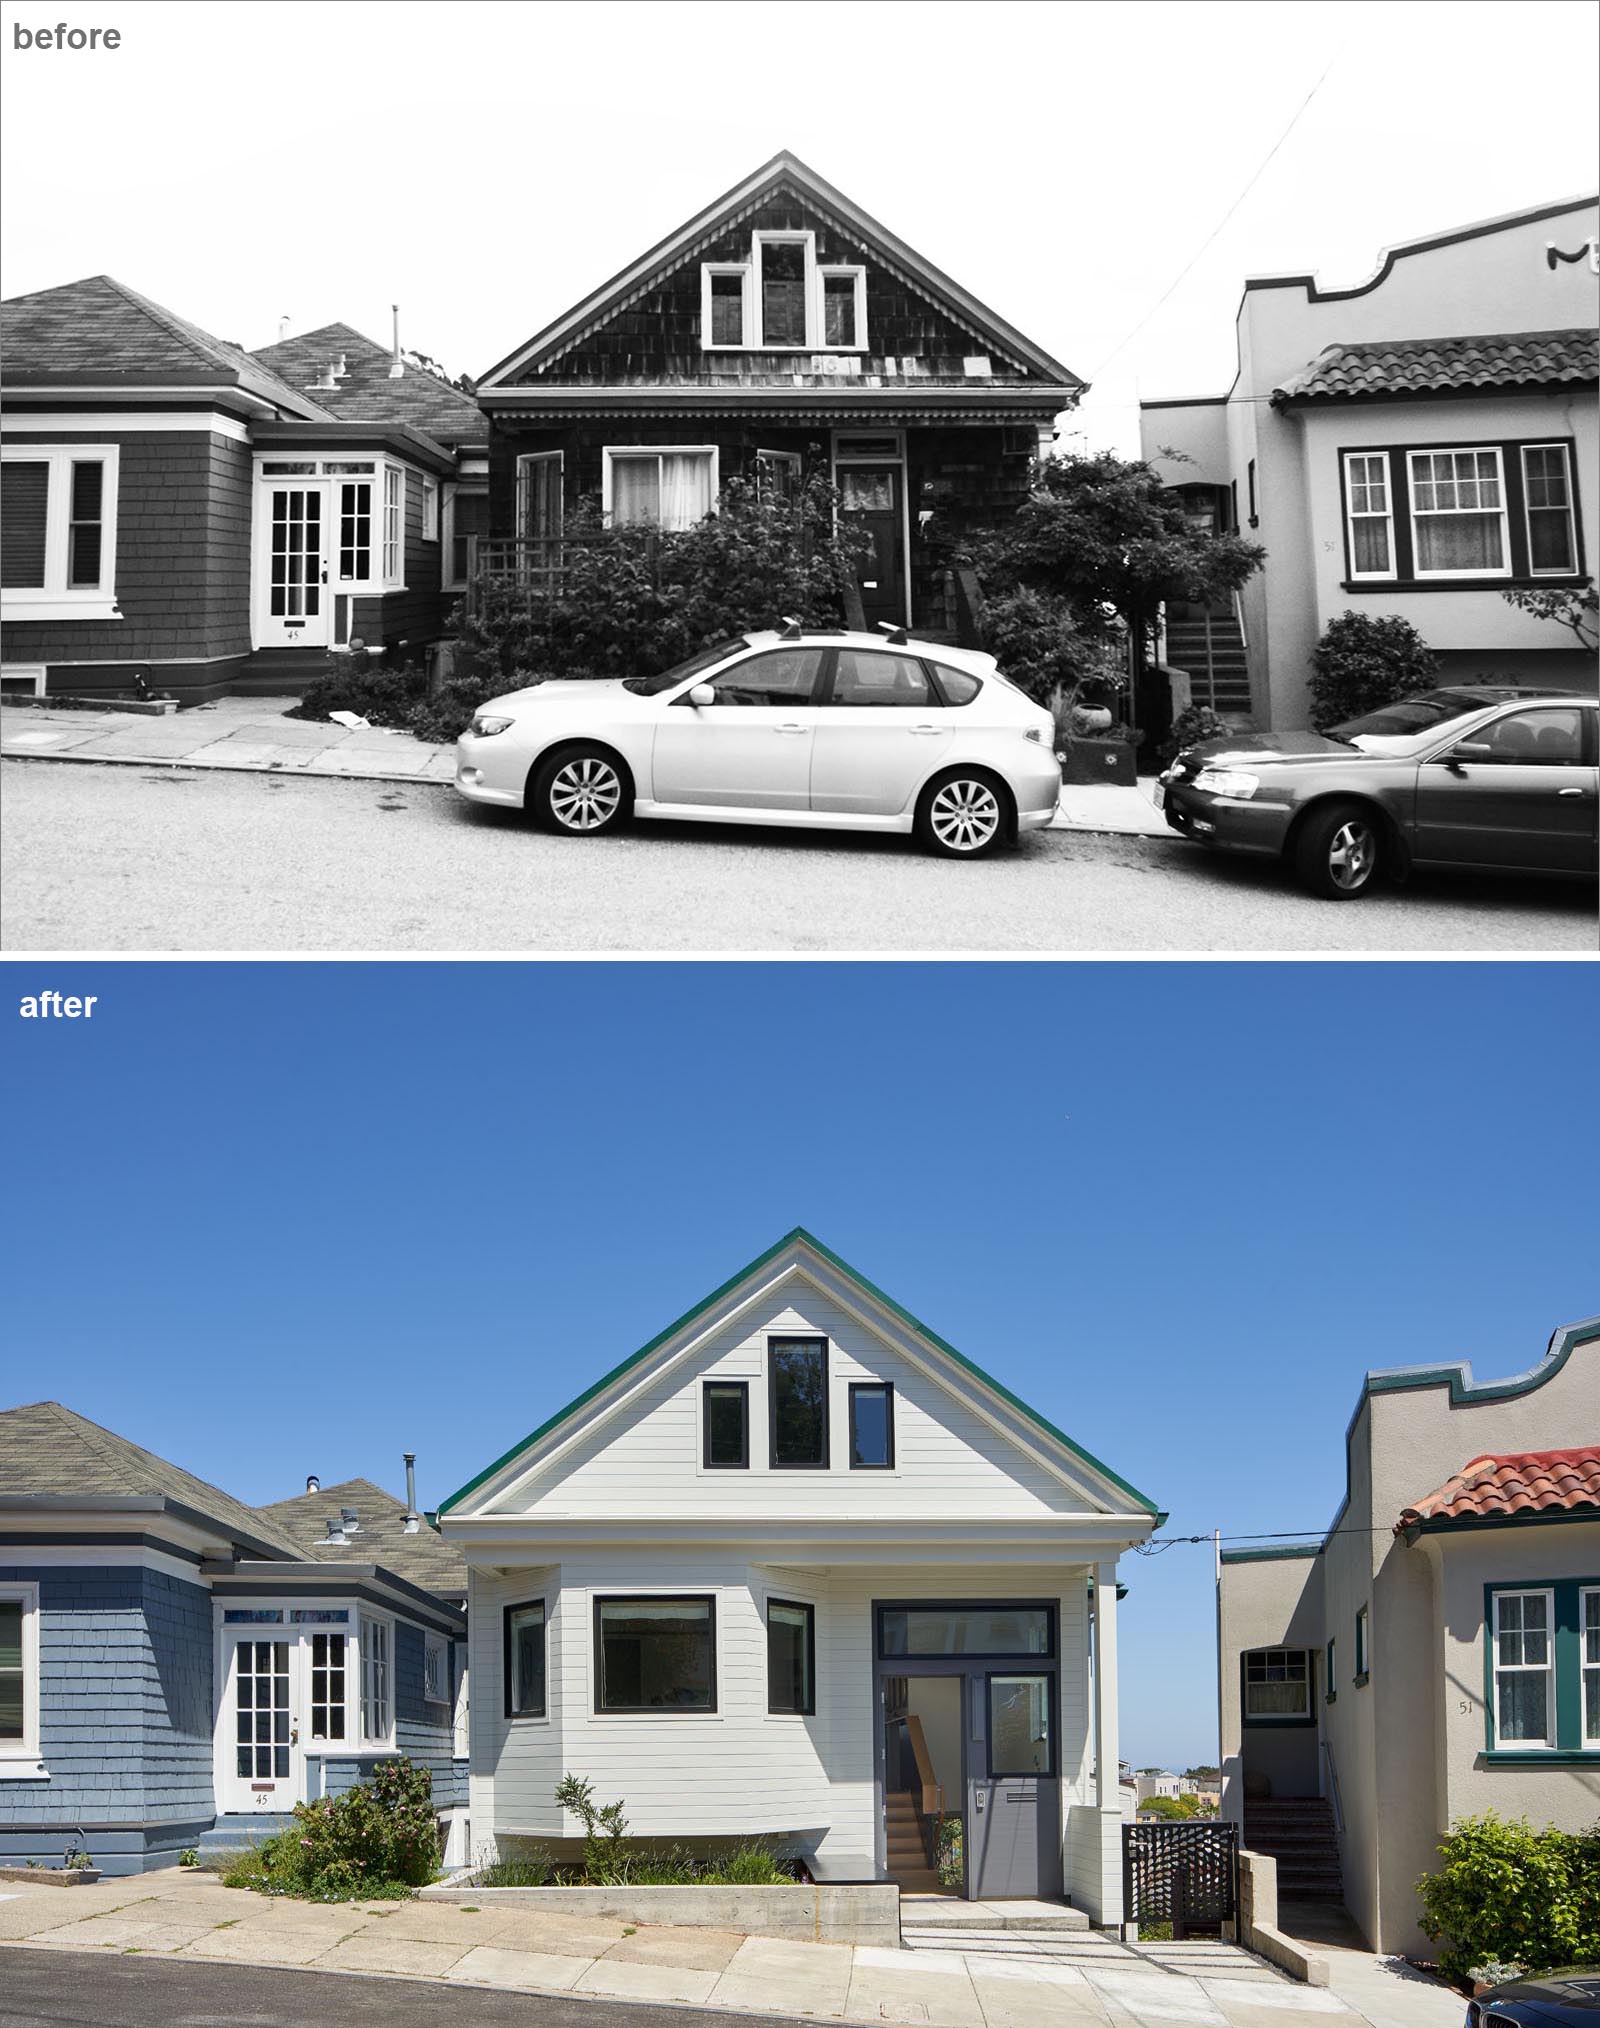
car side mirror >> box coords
[1445,740,1494,770]
[688,684,716,707]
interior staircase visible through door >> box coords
[884,1789,940,1893]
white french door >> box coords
[221,1630,302,1813]
[257,482,330,649]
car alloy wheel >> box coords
[927,776,1002,855]
[547,755,623,833]
[1293,799,1383,899]
[1326,816,1378,891]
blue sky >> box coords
[5,961,1596,1768]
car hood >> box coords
[1485,1972,1600,2017]
[1182,730,1367,766]
[485,678,637,712]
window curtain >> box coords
[659,453,710,529]
[1415,513,1503,572]
[610,456,659,526]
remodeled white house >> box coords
[435,1230,1162,1918]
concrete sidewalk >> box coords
[2,698,1176,841]
[0,1869,1441,2025]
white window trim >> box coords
[701,262,753,352]
[601,445,719,530]
[423,1629,449,1707]
[1242,1646,1311,1721]
[1491,1586,1555,1749]
[1344,451,1396,582]
[420,476,439,543]
[1,445,121,621]
[1582,1586,1600,1751]
[451,1641,470,1758]
[1407,446,1512,580]
[514,451,564,544]
[381,465,406,589]
[1521,442,1579,577]
[753,229,817,351]
[0,1582,44,1778]
[359,1610,395,1747]
[814,265,868,354]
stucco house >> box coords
[0,1406,468,1874]
[1216,1315,1600,1956]
[1139,196,1599,729]
[0,278,481,702]
[474,153,1084,637]
[435,1229,1161,1919]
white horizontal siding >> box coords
[494,1279,1098,1522]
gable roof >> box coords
[0,275,332,418]
[438,1228,1160,1520]
[250,323,487,448]
[259,1475,467,1596]
[478,152,1083,392]
[1397,1447,1600,1532]
[0,1401,305,1558]
[1272,329,1598,407]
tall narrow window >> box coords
[710,271,745,346]
[702,1381,749,1468]
[1522,444,1577,574]
[822,272,858,348]
[1247,458,1258,526]
[1345,452,1394,577]
[849,1382,894,1468]
[360,1616,390,1741]
[1324,1638,1337,1703]
[420,477,439,542]
[767,1599,815,1715]
[1492,1590,1553,1746]
[504,1600,546,1718]
[338,481,372,582]
[1409,448,1508,575]
[1583,1589,1600,1749]
[383,467,403,582]
[770,1337,828,1468]
[0,1595,30,1749]
[760,240,808,346]
[1355,1604,1369,1682]
[424,1632,448,1705]
[309,1631,346,1742]
[67,461,104,587]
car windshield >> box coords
[1330,690,1497,739]
[621,639,749,696]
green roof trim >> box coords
[1220,1543,1323,1564]
[438,1227,1163,1520]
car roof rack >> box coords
[778,615,804,640]
[875,620,911,646]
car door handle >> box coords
[1556,786,1586,797]
[909,724,943,735]
[774,723,807,734]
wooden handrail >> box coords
[904,1713,943,1820]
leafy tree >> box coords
[1307,611,1440,731]
[1183,1765,1220,1781]
[1501,578,1599,653]
[1139,1795,1194,1819]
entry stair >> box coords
[1163,602,1251,717]
[195,1813,297,1862]
[884,1791,940,1893]
[1243,1797,1344,1898]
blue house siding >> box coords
[313,1618,464,1812]
[0,1562,216,1874]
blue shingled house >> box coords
[0,1405,468,1875]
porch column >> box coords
[1093,1558,1119,1809]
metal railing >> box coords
[1320,1740,1345,1834]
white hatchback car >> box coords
[454,626,1061,857]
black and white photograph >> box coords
[0,5,1596,2026]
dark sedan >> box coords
[1465,1967,1600,2026]
[1157,690,1598,898]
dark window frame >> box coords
[875,1599,1058,1662]
[1240,1647,1316,1728]
[1247,458,1258,527]
[593,1593,718,1714]
[502,1598,547,1720]
[1335,434,1587,591]
[848,1381,895,1469]
[768,1335,830,1471]
[984,1668,1058,1778]
[702,1379,750,1469]
[766,1596,817,1715]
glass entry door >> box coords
[221,1631,300,1813]
[968,1670,1062,1899]
[258,483,329,648]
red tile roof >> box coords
[1273,329,1598,406]
[1398,1447,1600,1531]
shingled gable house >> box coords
[474,153,1086,635]
[0,277,480,703]
[437,1230,1161,1921]
[0,1405,469,1874]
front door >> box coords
[221,1631,300,1814]
[839,466,906,628]
[968,1670,1062,1900]
[258,483,330,649]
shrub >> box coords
[977,587,1104,705]
[1416,1812,1600,1981]
[480,1849,554,1887]
[1160,703,1233,767]
[224,1757,441,1902]
[555,1772,630,1885]
[286,660,431,729]
[1307,611,1439,732]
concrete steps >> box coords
[1244,1799,1343,1898]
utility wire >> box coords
[1136,1523,1408,1556]
[1091,50,1342,382]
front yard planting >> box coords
[1416,1810,1600,1983]
[480,1774,798,1888]
[222,1755,443,1903]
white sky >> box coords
[2,0,1596,456]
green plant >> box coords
[178,1848,200,1868]
[1416,1812,1600,1981]
[223,1757,441,1902]
[1469,1960,1529,1988]
[1501,578,1598,652]
[555,1773,630,1885]
[1160,703,1233,767]
[480,1850,555,1887]
[1307,611,1439,732]
[936,1813,963,1891]
[286,660,432,730]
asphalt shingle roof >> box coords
[0,1402,306,1558]
[0,275,332,417]
[1273,329,1599,405]
[259,1476,467,1597]
[1398,1447,1600,1530]
[251,324,487,447]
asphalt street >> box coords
[0,1946,793,2027]
[2,760,1594,953]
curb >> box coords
[1,748,456,789]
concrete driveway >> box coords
[0,1870,1456,2026]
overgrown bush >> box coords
[1160,703,1234,766]
[976,587,1107,704]
[1307,611,1439,732]
[223,1757,441,1902]
[285,659,431,727]
[1416,1812,1600,1981]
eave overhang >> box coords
[202,1557,466,1631]
[0,369,329,421]
[479,384,1078,426]
[0,1492,294,1563]
[441,1515,1150,1565]
[250,418,460,475]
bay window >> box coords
[308,1630,347,1743]
[360,1614,391,1743]
[594,1595,715,1712]
[382,466,403,583]
[504,1600,546,1718]
[0,446,120,619]
[603,447,715,531]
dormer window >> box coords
[701,234,866,352]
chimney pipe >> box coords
[404,1453,419,1533]
[306,1474,320,1494]
[389,304,404,379]
[279,314,290,341]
